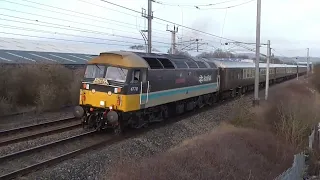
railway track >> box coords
[0,130,118,180]
[0,117,81,147]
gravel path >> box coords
[18,79,301,180]
[0,107,74,131]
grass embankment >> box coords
[109,68,320,180]
[0,64,83,116]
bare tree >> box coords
[196,49,235,58]
[167,48,192,57]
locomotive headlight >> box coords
[100,101,105,107]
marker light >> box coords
[114,88,121,93]
[100,101,105,107]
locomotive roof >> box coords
[88,51,149,68]
[89,51,308,70]
[91,51,219,69]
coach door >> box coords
[130,69,149,106]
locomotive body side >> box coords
[144,67,218,108]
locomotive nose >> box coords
[73,106,85,118]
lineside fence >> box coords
[275,123,319,180]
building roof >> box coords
[0,49,96,64]
[0,37,148,64]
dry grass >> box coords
[230,81,318,151]
[311,64,320,92]
[109,125,294,180]
[0,64,84,115]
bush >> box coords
[0,64,84,115]
[229,81,318,150]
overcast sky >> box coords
[0,0,319,58]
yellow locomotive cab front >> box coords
[79,83,123,110]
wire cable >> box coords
[0,14,172,45]
[0,32,143,47]
[1,0,170,36]
[152,0,245,8]
[197,0,256,10]
[0,31,170,50]
[98,0,253,43]
[80,0,169,27]
[0,24,145,45]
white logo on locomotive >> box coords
[199,75,211,83]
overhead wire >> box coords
[2,0,169,36]
[0,8,144,37]
[1,0,257,53]
[0,32,148,47]
[0,24,161,46]
[79,0,169,27]
[155,0,244,7]
[0,14,172,45]
[97,0,252,44]
[198,0,256,10]
[11,0,226,50]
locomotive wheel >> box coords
[86,114,96,129]
[113,121,125,135]
[81,116,88,129]
[95,115,106,132]
[197,96,205,109]
[113,126,122,135]
[161,106,169,120]
[231,89,236,98]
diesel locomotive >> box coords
[73,51,307,134]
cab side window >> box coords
[131,70,140,83]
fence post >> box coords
[318,123,320,151]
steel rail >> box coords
[0,130,96,162]
[0,123,82,147]
[0,133,123,180]
[0,117,76,137]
